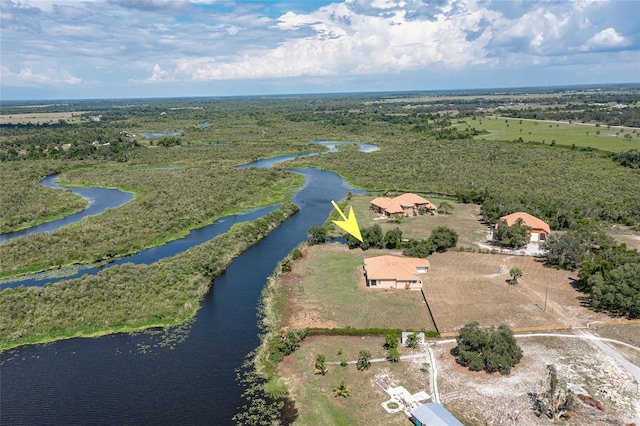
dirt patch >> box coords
[433,334,640,425]
[423,252,615,332]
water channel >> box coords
[0,143,374,425]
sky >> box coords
[1,0,639,100]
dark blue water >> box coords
[0,164,365,425]
[0,176,134,244]
[0,204,279,290]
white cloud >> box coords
[148,63,171,81]
[0,65,82,86]
[581,27,628,51]
[1,0,637,97]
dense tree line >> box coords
[542,229,639,318]
[498,105,640,127]
[290,138,640,229]
[612,150,640,169]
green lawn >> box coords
[281,335,430,426]
[288,244,436,331]
[342,194,488,247]
[461,117,640,152]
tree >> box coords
[402,238,436,258]
[384,227,403,249]
[509,267,522,285]
[405,332,419,348]
[494,219,531,248]
[334,380,351,398]
[437,201,454,215]
[361,224,384,250]
[307,226,327,245]
[314,354,328,375]
[454,322,522,375]
[384,333,398,350]
[542,228,614,270]
[429,226,458,252]
[532,365,578,421]
[387,347,400,363]
[356,349,372,371]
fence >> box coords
[437,319,640,339]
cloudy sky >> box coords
[1,0,638,100]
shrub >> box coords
[356,349,372,371]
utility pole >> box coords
[543,281,548,312]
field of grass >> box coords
[462,116,640,152]
[0,111,88,124]
[344,194,487,247]
[278,335,431,425]
[284,244,436,331]
[422,251,616,332]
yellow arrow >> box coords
[331,200,363,243]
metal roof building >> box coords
[410,403,464,426]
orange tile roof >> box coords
[364,255,430,281]
[371,197,404,214]
[500,212,551,234]
[394,193,433,208]
[371,193,436,213]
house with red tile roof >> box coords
[363,255,430,290]
[370,193,436,217]
[499,211,551,242]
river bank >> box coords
[0,166,302,278]
[0,202,299,351]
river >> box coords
[0,144,373,425]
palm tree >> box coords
[334,380,351,398]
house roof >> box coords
[411,403,464,426]
[500,212,551,234]
[370,197,404,214]
[371,193,436,213]
[393,193,436,209]
[364,255,430,281]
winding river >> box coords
[0,142,374,425]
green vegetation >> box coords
[542,228,640,318]
[0,202,299,350]
[464,116,639,152]
[291,137,640,229]
[494,219,531,248]
[508,267,523,285]
[314,354,328,375]
[356,349,372,370]
[579,244,640,318]
[454,321,523,375]
[0,164,302,276]
[333,380,351,398]
[0,161,89,233]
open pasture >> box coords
[345,194,488,247]
[284,244,436,332]
[423,251,616,332]
[463,116,640,152]
[0,111,88,124]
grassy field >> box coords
[0,111,88,124]
[422,251,616,332]
[462,116,640,152]
[344,194,488,247]
[284,244,436,331]
[278,335,431,426]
